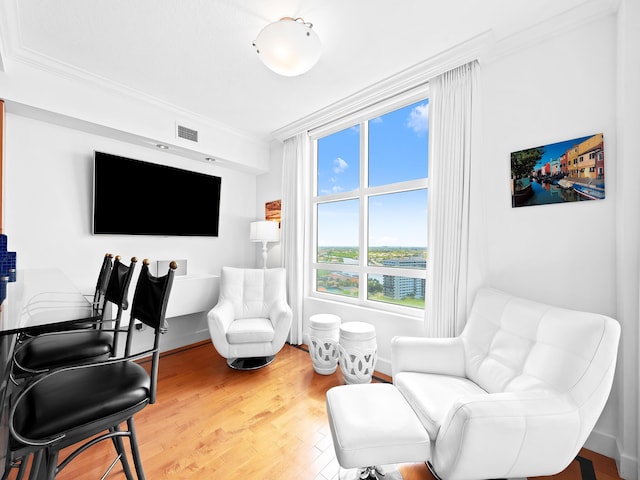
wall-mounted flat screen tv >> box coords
[93,151,221,236]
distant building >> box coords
[560,153,569,175]
[567,144,580,177]
[575,133,604,180]
[382,257,426,299]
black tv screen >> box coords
[93,151,221,236]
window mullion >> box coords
[310,138,319,295]
[359,120,368,303]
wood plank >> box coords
[7,342,623,480]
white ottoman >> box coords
[309,313,341,375]
[338,322,377,384]
[326,383,431,480]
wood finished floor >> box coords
[12,341,623,480]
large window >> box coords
[312,98,429,313]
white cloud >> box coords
[320,183,344,195]
[406,103,429,135]
[333,157,349,174]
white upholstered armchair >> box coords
[391,287,620,480]
[207,267,292,370]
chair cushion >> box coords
[326,383,430,468]
[14,330,113,371]
[226,318,275,344]
[394,371,487,439]
[12,361,150,443]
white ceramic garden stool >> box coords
[308,313,341,375]
[338,321,377,384]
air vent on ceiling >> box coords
[176,124,199,143]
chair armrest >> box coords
[434,390,581,480]
[269,300,292,323]
[391,336,466,378]
[270,299,293,346]
[207,300,234,329]
[206,300,235,356]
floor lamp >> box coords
[250,220,280,269]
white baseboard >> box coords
[584,428,637,480]
[585,429,618,459]
[615,437,639,480]
[374,357,392,378]
[160,329,210,354]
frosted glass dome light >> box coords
[253,17,321,77]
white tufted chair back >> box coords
[461,288,620,448]
[219,267,287,320]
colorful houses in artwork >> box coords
[535,133,604,181]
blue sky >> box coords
[316,100,429,247]
[532,134,593,169]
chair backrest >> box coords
[101,256,137,353]
[127,258,177,403]
[219,267,287,319]
[461,288,620,446]
[130,259,176,334]
[91,253,113,313]
[104,256,137,312]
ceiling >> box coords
[0,0,598,142]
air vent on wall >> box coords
[176,124,199,143]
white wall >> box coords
[253,141,284,269]
[480,11,620,460]
[480,21,617,314]
[3,113,259,351]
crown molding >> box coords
[470,0,618,64]
[271,0,619,143]
[271,31,493,143]
[10,46,263,144]
[0,0,262,145]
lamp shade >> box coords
[250,220,280,242]
[253,17,321,76]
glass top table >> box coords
[0,268,94,336]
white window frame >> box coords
[308,88,429,318]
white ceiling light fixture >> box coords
[252,17,321,77]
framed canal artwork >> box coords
[511,133,604,208]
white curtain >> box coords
[281,132,310,345]
[425,61,478,338]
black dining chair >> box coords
[11,255,136,380]
[4,259,177,480]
